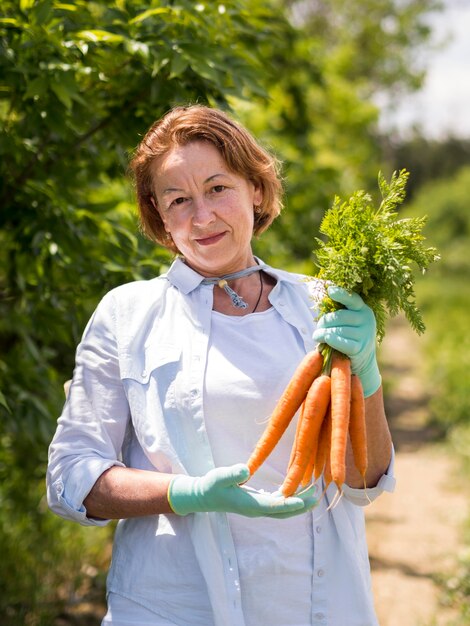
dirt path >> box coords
[365,318,469,626]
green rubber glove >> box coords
[312,285,381,397]
[168,464,317,518]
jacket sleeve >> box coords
[46,290,128,526]
[341,445,396,507]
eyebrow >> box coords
[161,173,229,195]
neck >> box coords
[213,271,265,314]
[201,265,263,309]
[183,252,258,280]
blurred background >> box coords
[0,1,469,624]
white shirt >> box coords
[47,257,396,626]
[205,308,313,625]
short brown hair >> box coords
[128,105,283,252]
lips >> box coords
[195,231,226,246]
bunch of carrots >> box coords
[246,346,367,498]
[247,170,439,498]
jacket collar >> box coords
[164,256,307,294]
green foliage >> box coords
[0,0,286,447]
[381,134,470,199]
[400,167,470,624]
[400,165,470,275]
[402,167,470,432]
[417,280,470,428]
[0,434,111,624]
[313,170,439,340]
[246,0,441,266]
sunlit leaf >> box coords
[53,2,78,11]
[74,29,124,43]
[129,7,173,24]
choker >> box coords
[201,265,266,309]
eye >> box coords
[169,196,188,208]
[212,185,226,193]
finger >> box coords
[268,484,319,517]
[313,324,363,344]
[327,285,365,311]
[268,496,318,518]
[242,490,306,515]
[313,330,361,356]
[316,309,366,329]
[212,464,251,488]
[271,483,318,501]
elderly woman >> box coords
[47,105,395,626]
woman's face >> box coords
[151,141,262,277]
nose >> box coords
[191,196,216,227]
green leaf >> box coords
[169,52,188,79]
[23,76,47,100]
[53,2,78,11]
[20,0,35,10]
[124,40,150,60]
[0,389,11,413]
[74,30,124,44]
[129,7,173,24]
[50,79,72,109]
[32,0,53,25]
[0,18,20,26]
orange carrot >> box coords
[349,374,368,482]
[301,447,316,490]
[281,374,331,496]
[323,444,332,490]
[329,351,351,489]
[247,349,323,475]
[314,405,332,484]
[287,400,307,471]
[300,399,326,489]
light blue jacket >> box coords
[47,257,395,626]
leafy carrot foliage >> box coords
[314,169,440,341]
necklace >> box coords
[201,264,266,309]
[252,271,264,313]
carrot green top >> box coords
[313,169,440,342]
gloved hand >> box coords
[168,463,318,518]
[312,285,381,397]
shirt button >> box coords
[141,370,147,378]
[279,301,285,306]
[316,525,322,534]
[301,327,307,334]
[190,389,198,398]
[317,569,325,577]
[314,612,325,620]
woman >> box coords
[47,105,395,626]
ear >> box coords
[253,183,263,208]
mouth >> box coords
[195,232,226,246]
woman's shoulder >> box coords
[95,275,170,319]
[108,275,167,299]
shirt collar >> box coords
[164,256,305,295]
[164,257,205,294]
